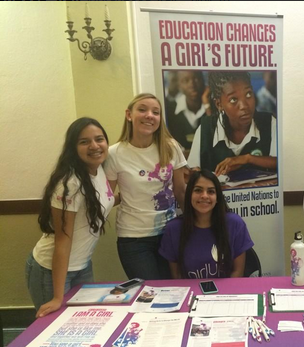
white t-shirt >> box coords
[188,115,277,168]
[33,165,114,271]
[104,141,186,237]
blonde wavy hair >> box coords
[118,93,175,167]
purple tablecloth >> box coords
[8,277,304,346]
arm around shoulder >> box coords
[108,180,120,206]
[173,167,186,212]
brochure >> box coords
[187,317,248,347]
[66,283,142,305]
[130,285,190,313]
[26,306,129,347]
[112,312,188,347]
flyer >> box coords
[26,306,129,347]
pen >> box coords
[260,320,275,336]
[260,324,270,342]
[262,291,267,323]
[253,319,262,343]
[268,328,275,336]
[248,317,257,340]
[187,291,194,306]
[256,319,271,342]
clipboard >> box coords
[189,294,263,317]
[268,288,304,312]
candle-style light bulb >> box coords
[85,3,90,18]
[105,5,110,21]
[67,6,72,22]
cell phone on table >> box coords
[113,278,145,293]
[199,280,218,294]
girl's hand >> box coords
[215,155,249,176]
[201,86,210,105]
[36,297,62,318]
[184,166,200,184]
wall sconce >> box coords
[65,4,115,61]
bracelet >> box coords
[203,103,211,109]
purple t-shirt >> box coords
[159,212,254,279]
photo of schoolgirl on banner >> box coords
[163,70,277,190]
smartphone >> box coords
[199,280,218,294]
[114,278,145,293]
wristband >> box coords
[203,103,210,109]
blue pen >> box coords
[256,319,271,342]
[248,317,257,340]
[260,320,275,336]
[268,329,275,336]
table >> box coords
[8,277,304,346]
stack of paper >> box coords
[278,321,304,332]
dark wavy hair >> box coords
[208,71,253,140]
[178,169,232,277]
[38,117,109,235]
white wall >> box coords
[131,1,304,191]
[0,2,132,307]
[2,1,302,198]
[0,2,76,199]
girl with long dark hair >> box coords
[26,117,115,317]
[159,170,253,278]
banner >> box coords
[147,10,284,276]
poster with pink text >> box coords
[146,9,284,276]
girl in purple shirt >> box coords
[159,169,253,279]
